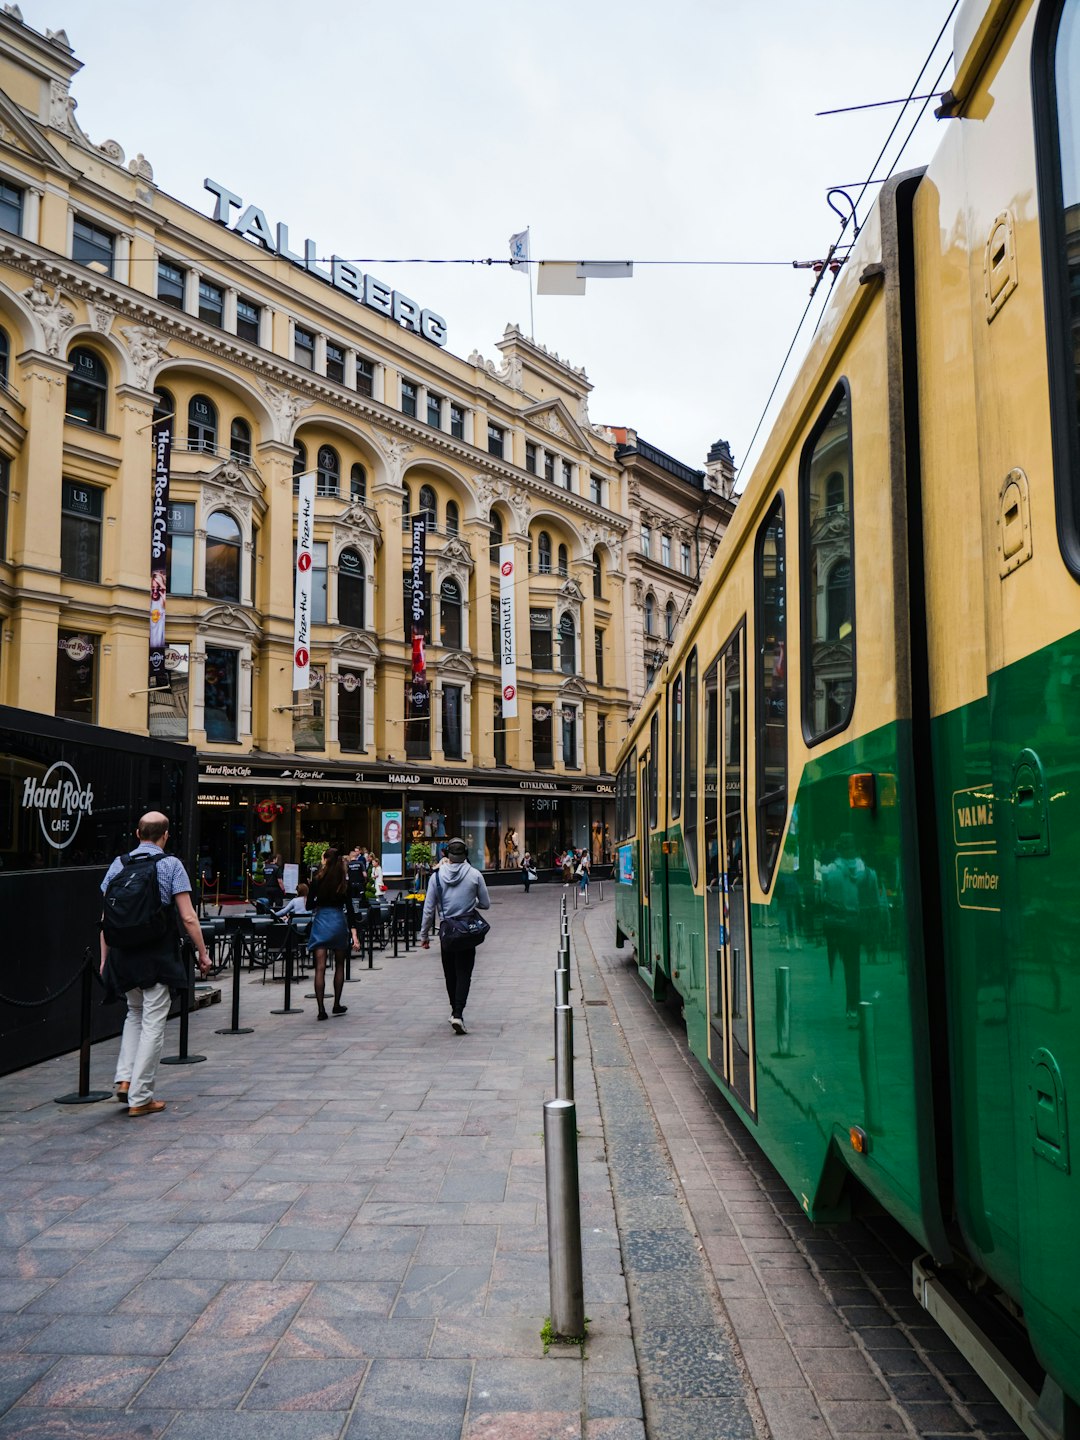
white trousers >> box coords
[114,983,172,1109]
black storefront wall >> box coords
[0,707,196,1077]
[196,755,616,887]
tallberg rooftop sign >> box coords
[204,179,448,347]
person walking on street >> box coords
[521,851,534,894]
[419,837,491,1034]
[577,849,591,902]
[308,848,360,1021]
[99,811,210,1116]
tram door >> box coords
[707,624,754,1110]
[637,748,653,976]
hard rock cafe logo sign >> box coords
[21,761,95,849]
[58,635,93,662]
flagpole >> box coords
[528,224,535,341]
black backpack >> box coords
[102,852,171,950]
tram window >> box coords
[684,648,699,883]
[704,657,719,891]
[671,673,683,820]
[649,714,659,829]
[800,385,855,741]
[755,494,787,889]
[1041,1,1080,571]
[628,746,637,838]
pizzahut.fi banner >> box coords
[293,472,316,690]
[499,544,518,718]
[148,417,172,690]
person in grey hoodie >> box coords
[419,837,491,1034]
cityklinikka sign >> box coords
[204,180,448,347]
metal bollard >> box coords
[554,1003,574,1101]
[573,886,578,911]
[216,922,254,1035]
[55,953,113,1104]
[271,922,305,1016]
[555,964,569,1009]
[774,965,791,1058]
[598,879,604,903]
[859,1001,882,1134]
[162,942,208,1062]
[393,900,400,958]
[544,1098,585,1339]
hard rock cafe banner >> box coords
[293,472,316,691]
[499,543,518,718]
[409,516,428,713]
[148,418,172,690]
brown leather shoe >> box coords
[115,1083,130,1104]
[126,1100,166,1117]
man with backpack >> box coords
[99,811,210,1116]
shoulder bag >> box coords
[434,872,491,951]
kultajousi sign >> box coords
[204,179,448,347]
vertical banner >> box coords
[381,810,404,877]
[409,516,428,712]
[499,543,518,718]
[293,472,316,690]
[148,418,172,690]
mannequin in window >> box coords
[504,828,519,864]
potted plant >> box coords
[302,840,329,880]
[406,841,432,891]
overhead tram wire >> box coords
[671,0,962,635]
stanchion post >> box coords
[393,900,400,958]
[55,954,112,1105]
[162,941,207,1064]
[554,1003,574,1101]
[544,1098,585,1339]
[367,914,376,968]
[270,922,304,1016]
[216,919,254,1035]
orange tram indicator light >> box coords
[848,773,876,810]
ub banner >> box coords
[409,516,428,713]
[498,543,518,718]
[293,472,316,690]
[148,418,172,690]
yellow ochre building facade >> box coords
[0,13,727,882]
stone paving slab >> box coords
[0,887,641,1439]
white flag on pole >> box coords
[509,228,530,272]
[293,472,315,691]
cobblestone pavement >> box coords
[0,886,1027,1439]
[576,898,1025,1440]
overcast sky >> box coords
[21,0,955,481]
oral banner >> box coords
[499,543,518,718]
[148,418,172,690]
[409,516,428,713]
[293,472,316,690]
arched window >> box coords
[418,484,437,528]
[338,547,365,628]
[206,510,242,601]
[292,441,307,496]
[446,500,459,536]
[317,444,340,497]
[0,326,10,385]
[825,470,845,512]
[489,509,503,564]
[665,600,677,640]
[645,593,656,635]
[229,418,251,462]
[593,547,603,599]
[153,387,174,427]
[187,394,217,452]
[351,463,367,503]
[440,576,462,649]
[826,560,851,641]
[558,543,568,578]
[538,531,552,575]
[66,347,108,430]
[559,611,576,675]
[402,487,411,523]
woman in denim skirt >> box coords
[308,849,360,1021]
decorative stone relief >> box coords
[196,603,260,637]
[533,409,569,440]
[334,501,382,550]
[559,577,586,606]
[440,536,474,571]
[23,278,75,357]
[96,139,124,165]
[630,579,644,607]
[47,79,76,136]
[333,629,380,663]
[507,485,531,531]
[128,154,153,181]
[261,381,313,438]
[87,302,113,335]
[378,436,413,484]
[439,649,477,680]
[119,324,170,388]
[3,6,24,22]
[467,349,523,391]
[45,26,70,47]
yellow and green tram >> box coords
[614,0,1080,1430]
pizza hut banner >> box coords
[293,472,316,690]
[498,544,518,719]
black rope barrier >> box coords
[54,950,113,1105]
[161,941,207,1066]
